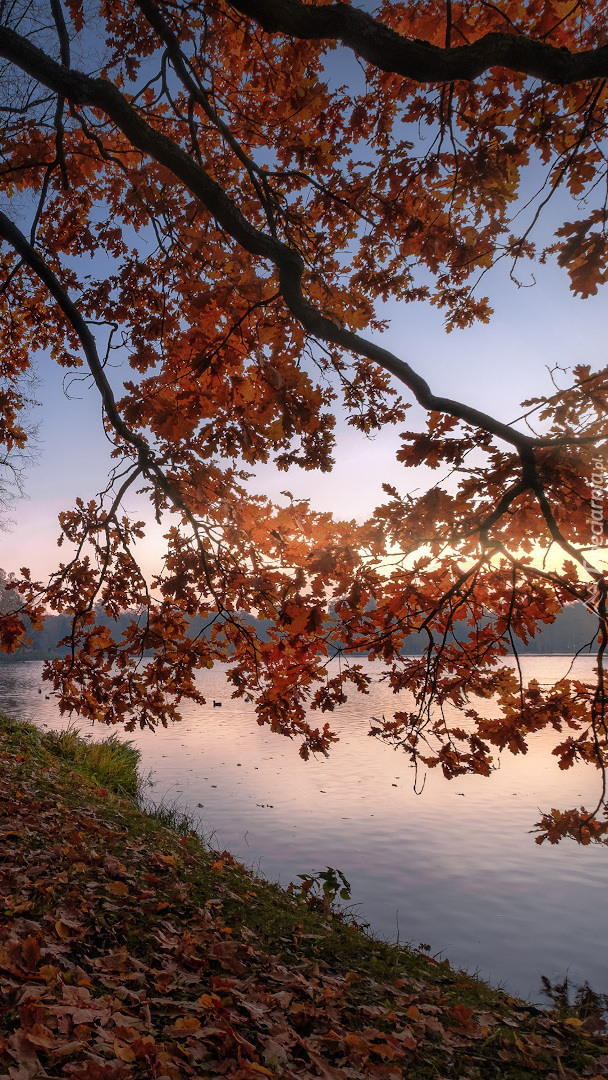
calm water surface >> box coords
[0,656,606,1003]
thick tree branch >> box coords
[230,0,608,85]
[0,21,545,457]
[0,15,593,588]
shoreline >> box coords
[1,712,607,1079]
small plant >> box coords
[287,866,352,916]
[44,726,141,797]
[41,726,83,761]
[541,974,608,1023]
[145,797,199,836]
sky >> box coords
[1,243,606,584]
[1,29,607,584]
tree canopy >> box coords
[1,0,608,845]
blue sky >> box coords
[1,31,607,583]
[2,239,606,583]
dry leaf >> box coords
[106,881,129,897]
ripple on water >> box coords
[0,656,606,1001]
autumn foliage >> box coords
[1,1,608,843]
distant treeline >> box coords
[0,601,599,661]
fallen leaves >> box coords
[1,718,607,1080]
[106,882,129,898]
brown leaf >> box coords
[113,1038,136,1062]
[63,1059,131,1078]
[22,1022,56,1049]
[261,1037,289,1067]
[19,936,40,972]
[112,1025,141,1042]
[197,993,221,1010]
[49,1040,87,1056]
[7,1030,43,1080]
[449,1004,475,1030]
[305,1049,348,1079]
[172,1015,201,1033]
[106,881,129,897]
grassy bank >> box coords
[0,713,606,1080]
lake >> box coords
[0,655,606,1003]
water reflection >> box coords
[0,656,606,1002]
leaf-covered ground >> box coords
[0,715,607,1080]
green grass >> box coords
[43,725,141,797]
[1,714,141,797]
[144,794,203,834]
